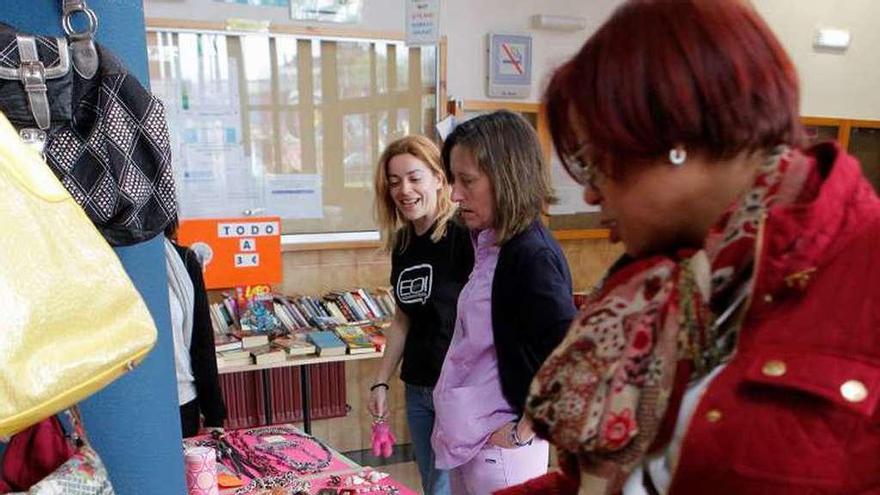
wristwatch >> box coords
[509,421,534,447]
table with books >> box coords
[211,287,394,434]
[184,424,417,495]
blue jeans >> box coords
[405,383,450,495]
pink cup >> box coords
[184,446,219,495]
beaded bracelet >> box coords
[369,382,389,392]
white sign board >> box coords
[406,0,440,45]
[487,32,532,98]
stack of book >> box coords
[213,286,395,365]
[334,325,378,355]
[274,288,394,331]
[272,334,317,356]
[307,331,347,357]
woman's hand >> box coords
[488,418,535,449]
[368,385,389,419]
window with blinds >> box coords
[146,28,439,235]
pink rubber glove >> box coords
[371,420,396,458]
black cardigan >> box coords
[173,244,227,427]
[491,221,576,416]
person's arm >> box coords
[517,247,577,362]
[489,247,575,448]
[185,250,227,428]
[367,307,410,419]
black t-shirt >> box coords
[390,220,474,387]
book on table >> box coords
[272,335,317,356]
[217,348,253,366]
[334,325,379,354]
[306,330,347,357]
[249,344,288,365]
[214,333,242,353]
[359,324,387,351]
[231,329,269,349]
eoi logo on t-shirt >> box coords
[396,263,433,305]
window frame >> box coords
[146,18,447,251]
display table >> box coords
[217,351,384,434]
[184,424,416,495]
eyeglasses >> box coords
[564,143,605,190]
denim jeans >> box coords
[405,383,450,495]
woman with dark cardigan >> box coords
[431,111,577,495]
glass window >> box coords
[276,37,299,105]
[394,43,409,90]
[280,111,303,173]
[343,113,372,188]
[147,28,439,235]
[314,108,324,174]
[804,124,839,146]
[375,43,388,94]
[378,110,390,152]
[421,45,436,90]
[850,126,880,194]
[337,41,371,99]
[247,110,275,175]
[240,36,273,106]
[311,40,323,105]
[396,108,410,137]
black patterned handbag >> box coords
[0,0,176,246]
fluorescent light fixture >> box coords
[814,28,851,50]
[530,14,587,32]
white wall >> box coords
[144,0,880,119]
[755,0,880,120]
[439,0,619,101]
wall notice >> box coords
[178,216,282,289]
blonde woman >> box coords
[368,135,474,495]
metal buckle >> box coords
[19,61,47,91]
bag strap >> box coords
[62,0,98,79]
[62,406,90,447]
[15,35,51,131]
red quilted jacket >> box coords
[500,143,880,495]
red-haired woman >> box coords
[504,1,880,494]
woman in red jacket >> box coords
[508,1,880,494]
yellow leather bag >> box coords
[0,113,157,436]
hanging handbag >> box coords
[0,110,157,436]
[0,0,176,246]
[2,408,115,494]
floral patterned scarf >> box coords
[526,147,810,493]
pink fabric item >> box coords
[1,417,75,491]
[371,421,396,458]
[184,446,219,495]
[450,440,550,495]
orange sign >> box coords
[177,217,282,289]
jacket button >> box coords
[705,409,722,423]
[763,293,773,304]
[841,380,868,403]
[761,360,787,377]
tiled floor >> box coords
[379,461,423,494]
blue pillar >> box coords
[0,2,186,494]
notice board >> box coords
[178,217,282,289]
